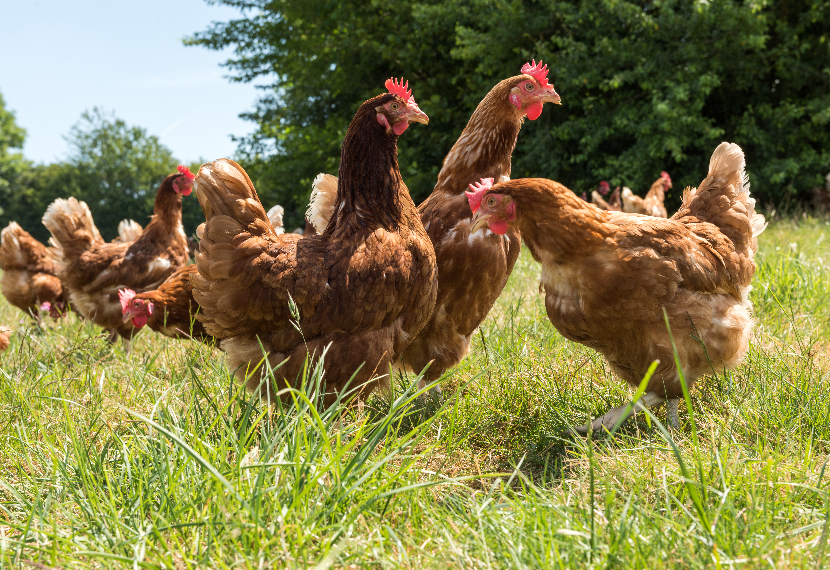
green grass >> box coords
[0,214,828,568]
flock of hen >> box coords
[0,62,766,434]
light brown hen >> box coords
[42,166,193,352]
[621,172,671,218]
[0,222,66,318]
[469,143,766,431]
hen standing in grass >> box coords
[42,166,194,352]
[622,172,671,218]
[119,265,213,343]
[468,143,766,431]
[0,222,66,318]
[592,181,622,212]
[307,62,562,389]
[192,79,435,402]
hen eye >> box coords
[486,197,497,206]
[525,83,534,91]
[391,103,399,110]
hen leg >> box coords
[572,391,666,435]
[122,337,131,356]
[666,398,680,429]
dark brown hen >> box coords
[192,80,436,402]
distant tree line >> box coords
[1,1,827,237]
[0,101,203,242]
[189,0,829,228]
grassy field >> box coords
[0,212,828,569]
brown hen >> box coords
[621,172,671,218]
[469,143,766,432]
[307,62,562,389]
[42,166,193,352]
[192,79,436,402]
[0,222,66,318]
[119,265,213,343]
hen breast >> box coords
[193,160,437,402]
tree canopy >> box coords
[190,0,830,227]
[0,92,31,219]
[0,106,201,242]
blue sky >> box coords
[0,0,263,165]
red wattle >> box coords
[131,315,148,328]
[393,121,409,136]
[489,219,509,235]
[525,101,543,121]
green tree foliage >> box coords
[0,108,201,242]
[190,0,829,225]
[0,91,31,219]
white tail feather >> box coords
[267,205,285,235]
[306,173,338,234]
[42,197,103,269]
[115,219,143,243]
[0,222,26,269]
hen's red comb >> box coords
[385,77,413,102]
[466,178,495,214]
[118,289,136,313]
[521,60,550,87]
[178,165,195,180]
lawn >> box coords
[0,212,828,568]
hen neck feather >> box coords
[505,180,612,263]
[148,176,184,233]
[434,81,522,195]
[329,97,403,233]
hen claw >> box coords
[566,391,667,436]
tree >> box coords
[0,91,31,219]
[190,0,829,223]
[0,109,202,242]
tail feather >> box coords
[591,191,611,210]
[0,222,28,270]
[115,219,143,243]
[42,197,104,269]
[194,159,275,272]
[267,204,285,235]
[306,173,338,234]
[674,142,766,259]
[1,221,61,275]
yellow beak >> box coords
[407,107,430,125]
[470,212,491,234]
[542,88,562,105]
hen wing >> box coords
[607,213,739,299]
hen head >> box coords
[508,60,562,121]
[598,181,610,195]
[39,301,66,319]
[119,289,154,328]
[171,165,195,196]
[466,178,515,235]
[660,171,672,191]
[375,78,429,136]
